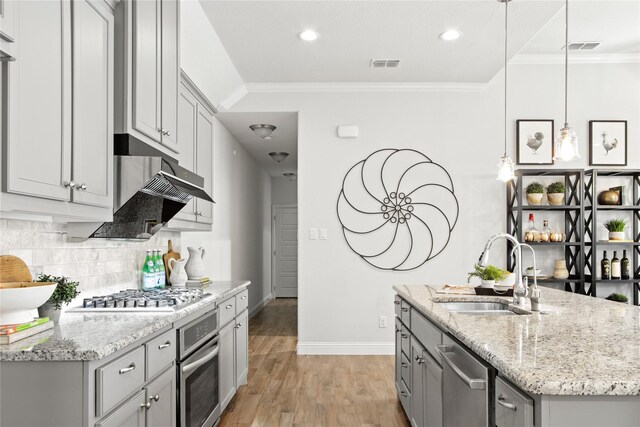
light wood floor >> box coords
[219,298,409,427]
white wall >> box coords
[271,177,297,206]
[180,0,244,109]
[181,118,272,316]
[230,61,640,354]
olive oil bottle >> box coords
[611,251,621,280]
[621,250,630,280]
[601,251,610,280]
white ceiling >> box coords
[200,0,564,83]
[215,112,298,177]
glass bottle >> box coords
[540,220,551,242]
[621,250,630,280]
[601,251,610,280]
[524,213,539,242]
[142,250,156,290]
[155,249,166,288]
[611,251,621,280]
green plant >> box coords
[605,293,628,303]
[525,182,544,194]
[603,219,628,232]
[35,274,80,310]
[467,264,509,282]
[547,181,565,194]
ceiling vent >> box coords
[563,41,601,51]
[370,59,401,68]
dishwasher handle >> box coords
[436,344,486,390]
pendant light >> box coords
[496,0,515,182]
[553,0,580,161]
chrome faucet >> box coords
[477,233,540,309]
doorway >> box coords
[272,205,298,298]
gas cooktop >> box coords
[68,288,210,313]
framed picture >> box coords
[516,120,554,165]
[589,120,627,166]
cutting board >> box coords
[162,240,181,286]
[0,255,33,283]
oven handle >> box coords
[182,344,219,376]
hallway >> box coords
[219,298,409,426]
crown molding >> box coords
[511,53,640,65]
[245,81,487,94]
[218,84,249,111]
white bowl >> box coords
[0,284,56,325]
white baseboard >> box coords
[249,293,273,319]
[296,342,394,355]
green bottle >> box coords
[154,249,165,288]
[142,250,156,290]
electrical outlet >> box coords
[319,228,328,240]
[379,315,388,328]
[309,228,318,240]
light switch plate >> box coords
[319,228,327,240]
[309,228,318,240]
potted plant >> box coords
[468,264,509,288]
[546,181,565,206]
[35,274,80,323]
[525,182,544,205]
[605,293,628,304]
[603,219,628,241]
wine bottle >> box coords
[611,251,621,280]
[601,251,610,280]
[621,250,630,280]
[142,250,156,290]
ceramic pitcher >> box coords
[168,258,188,287]
[185,247,206,279]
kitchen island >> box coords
[394,284,640,427]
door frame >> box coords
[271,204,298,298]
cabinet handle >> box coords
[401,333,408,339]
[435,345,486,390]
[158,341,171,350]
[401,362,408,368]
[240,295,247,300]
[225,304,233,309]
[76,183,87,191]
[401,307,409,312]
[152,394,160,402]
[497,394,517,411]
[141,401,151,409]
[196,211,203,216]
[395,328,400,333]
[119,362,136,374]
[64,181,76,188]
[394,300,400,305]
[400,391,408,397]
[415,355,425,365]
[159,128,166,134]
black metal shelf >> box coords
[585,205,640,211]
[585,275,640,284]
[585,241,640,246]
[523,241,582,247]
[511,205,581,211]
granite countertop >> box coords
[394,284,640,396]
[0,280,250,362]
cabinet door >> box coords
[173,82,197,221]
[6,0,71,201]
[218,321,236,412]
[96,390,145,427]
[395,317,402,394]
[195,105,213,224]
[159,0,178,152]
[235,310,248,387]
[410,337,425,427]
[132,0,161,143]
[146,365,176,427]
[425,351,443,427]
[0,0,16,43]
[70,0,113,208]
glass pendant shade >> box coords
[553,125,580,161]
[497,155,515,182]
[249,124,276,139]
[269,151,289,163]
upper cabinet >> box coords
[1,0,114,220]
[0,0,16,59]
[116,0,179,156]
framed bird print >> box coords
[516,119,554,165]
[589,120,627,166]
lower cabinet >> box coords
[96,390,146,427]
[424,351,443,427]
[145,366,176,427]
[495,376,534,427]
[219,320,236,412]
[235,310,249,386]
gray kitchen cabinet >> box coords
[195,104,214,223]
[410,336,426,427]
[395,317,403,394]
[219,320,236,412]
[424,350,443,427]
[495,376,533,427]
[145,365,177,427]
[115,0,179,157]
[235,309,249,386]
[96,390,146,427]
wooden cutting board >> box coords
[162,240,181,286]
[0,255,33,283]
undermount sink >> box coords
[437,301,524,315]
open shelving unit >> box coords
[584,169,640,304]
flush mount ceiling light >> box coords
[249,124,276,140]
[298,30,319,41]
[553,0,580,161]
[283,172,297,181]
[269,152,289,163]
[496,0,515,182]
[439,30,461,41]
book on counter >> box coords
[0,318,54,344]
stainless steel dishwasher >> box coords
[435,335,494,427]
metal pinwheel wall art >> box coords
[336,149,459,271]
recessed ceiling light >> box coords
[298,30,319,41]
[439,30,461,41]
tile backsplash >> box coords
[0,219,181,310]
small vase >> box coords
[184,247,206,279]
[609,231,625,241]
[598,190,620,205]
[480,280,495,289]
[38,302,61,323]
[526,193,543,206]
[547,193,565,206]
[168,258,188,286]
[553,260,569,279]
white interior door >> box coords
[274,206,298,298]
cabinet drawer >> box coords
[411,310,442,360]
[495,376,534,427]
[236,289,248,313]
[145,329,176,380]
[399,379,411,418]
[219,296,236,327]
[401,352,412,392]
[401,324,411,358]
[400,299,411,326]
[96,346,145,417]
[394,295,402,318]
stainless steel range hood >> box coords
[67,135,214,242]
